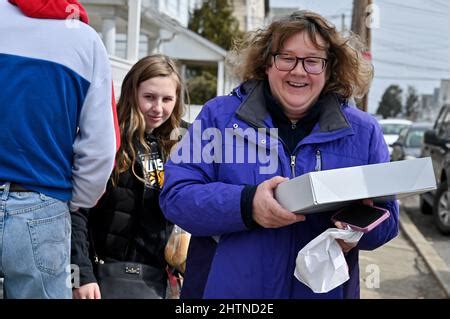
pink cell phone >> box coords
[331,203,390,233]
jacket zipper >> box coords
[290,155,296,178]
[315,149,322,171]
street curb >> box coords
[399,208,450,298]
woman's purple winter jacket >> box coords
[160,81,399,299]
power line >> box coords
[372,49,447,67]
[374,23,449,41]
[373,58,449,72]
[374,47,450,65]
[374,75,444,81]
[381,19,448,31]
[375,48,449,64]
[428,0,449,9]
[374,38,449,53]
[376,36,449,49]
[376,31,449,47]
[377,0,447,17]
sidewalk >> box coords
[360,205,449,299]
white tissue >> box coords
[294,228,364,293]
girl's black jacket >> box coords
[71,122,188,286]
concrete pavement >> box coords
[360,204,450,299]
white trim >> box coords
[126,0,142,62]
[217,61,225,96]
[102,17,116,55]
[141,7,227,60]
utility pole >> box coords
[341,13,346,33]
[351,0,373,112]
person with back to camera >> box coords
[71,54,189,299]
[0,0,117,299]
[159,10,399,299]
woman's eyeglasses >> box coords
[272,53,327,74]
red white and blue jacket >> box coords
[0,1,118,211]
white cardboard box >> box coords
[275,157,436,214]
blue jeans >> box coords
[0,183,71,299]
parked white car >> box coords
[378,119,412,155]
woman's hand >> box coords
[73,282,101,299]
[334,221,358,253]
[335,198,374,253]
[252,176,306,228]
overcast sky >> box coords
[269,0,450,114]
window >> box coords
[438,107,450,139]
[405,129,426,148]
[381,123,410,135]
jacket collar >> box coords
[235,80,270,129]
[235,80,350,133]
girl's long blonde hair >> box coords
[114,54,186,183]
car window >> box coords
[438,108,450,139]
[381,123,410,135]
[398,127,409,141]
[405,129,426,148]
[434,107,447,130]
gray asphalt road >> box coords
[401,195,450,268]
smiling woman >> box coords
[159,10,399,299]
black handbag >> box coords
[94,261,166,299]
[89,228,167,299]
